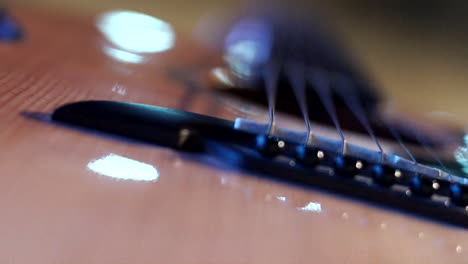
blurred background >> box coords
[6,0,468,122]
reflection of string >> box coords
[308,69,345,153]
[333,74,384,160]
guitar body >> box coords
[0,7,466,263]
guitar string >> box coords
[289,67,454,184]
[409,126,454,182]
[308,68,346,154]
[264,62,280,135]
[286,61,313,146]
[332,74,385,162]
[381,119,417,162]
[283,24,316,146]
[325,72,453,182]
[260,29,449,181]
[262,62,454,184]
[381,118,455,184]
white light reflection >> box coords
[97,10,175,54]
[276,196,286,201]
[297,202,322,212]
[111,83,127,95]
[211,67,235,87]
[87,154,159,182]
[103,46,145,64]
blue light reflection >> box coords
[224,18,272,79]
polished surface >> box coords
[0,7,467,263]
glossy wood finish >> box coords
[0,7,467,263]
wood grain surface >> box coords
[0,7,466,263]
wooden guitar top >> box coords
[0,7,466,263]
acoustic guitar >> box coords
[0,5,467,263]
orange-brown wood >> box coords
[0,7,466,263]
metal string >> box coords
[286,62,313,145]
[381,119,417,163]
[308,68,346,154]
[263,62,280,135]
[333,74,384,161]
[409,126,453,181]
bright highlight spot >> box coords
[211,67,235,87]
[103,46,145,64]
[87,154,159,182]
[97,10,175,53]
[298,202,322,212]
[276,196,287,201]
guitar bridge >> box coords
[52,100,468,228]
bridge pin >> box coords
[255,135,285,157]
[295,146,321,167]
[450,184,468,207]
[371,165,396,186]
[333,156,363,176]
[409,175,436,197]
